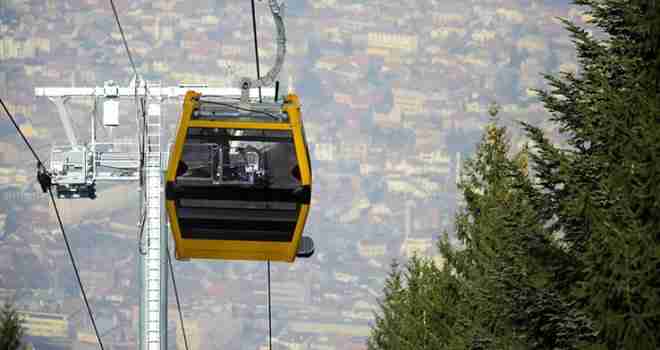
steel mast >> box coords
[35,82,274,349]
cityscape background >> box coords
[0,0,585,349]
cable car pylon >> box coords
[27,0,316,348]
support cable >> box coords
[0,95,105,350]
[99,324,122,338]
[109,0,150,256]
[249,2,273,348]
[0,98,44,167]
[250,0,263,102]
[108,0,150,151]
[240,0,286,97]
[267,260,273,350]
[48,188,105,350]
[137,210,147,255]
[167,248,189,350]
[109,0,139,79]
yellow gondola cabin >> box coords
[166,91,313,262]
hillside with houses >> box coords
[0,0,587,348]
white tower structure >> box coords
[35,79,273,350]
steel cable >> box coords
[251,0,263,102]
[267,261,273,350]
[48,187,105,350]
[109,0,139,79]
[1,95,105,350]
[250,2,274,348]
[167,248,189,350]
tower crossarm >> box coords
[35,86,274,100]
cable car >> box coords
[165,90,313,262]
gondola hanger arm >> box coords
[239,0,286,103]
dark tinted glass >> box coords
[174,128,303,241]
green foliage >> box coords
[0,301,25,350]
[368,1,659,349]
[368,259,466,350]
[447,121,597,349]
[527,1,660,347]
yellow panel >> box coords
[167,199,285,261]
[177,242,293,262]
[285,94,311,186]
[291,123,312,186]
[165,200,185,259]
[167,204,310,262]
[285,204,310,261]
[166,90,199,183]
[171,222,295,262]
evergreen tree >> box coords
[368,258,465,350]
[369,1,659,349]
[523,0,660,347]
[441,116,598,349]
[0,302,25,350]
[369,261,406,350]
[371,116,588,349]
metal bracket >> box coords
[37,167,52,193]
[240,78,251,104]
[296,236,315,258]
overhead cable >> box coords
[108,0,150,256]
[249,3,273,348]
[167,248,190,350]
[267,260,273,350]
[109,0,139,79]
[0,95,105,350]
[48,188,105,350]
[251,0,263,102]
[0,98,45,167]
